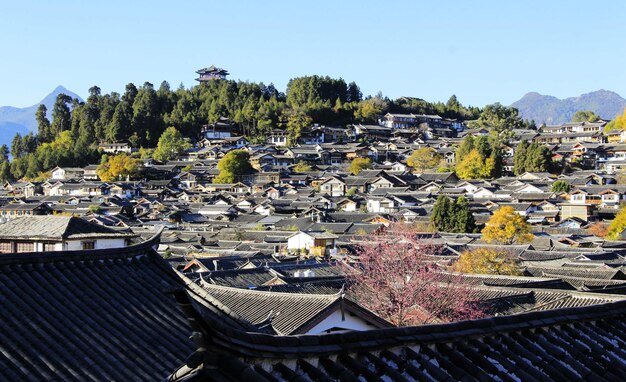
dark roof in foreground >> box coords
[169,287,626,381]
[0,234,194,381]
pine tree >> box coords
[36,104,52,143]
[452,196,476,233]
[431,195,452,232]
[513,140,528,175]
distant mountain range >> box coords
[0,86,83,147]
[510,89,626,125]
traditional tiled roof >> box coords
[169,286,626,381]
[0,215,135,241]
[0,234,195,381]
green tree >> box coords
[36,104,52,143]
[469,103,524,135]
[10,134,24,159]
[50,93,73,138]
[152,127,191,162]
[354,95,388,123]
[571,110,601,123]
[456,135,475,160]
[431,195,453,232]
[213,149,252,184]
[285,110,312,146]
[407,147,441,172]
[513,140,528,175]
[551,180,571,193]
[452,196,476,233]
[349,157,373,175]
[430,195,475,233]
[0,161,11,182]
[293,161,312,173]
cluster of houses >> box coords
[3,110,626,379]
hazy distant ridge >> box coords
[510,89,626,125]
[0,86,83,146]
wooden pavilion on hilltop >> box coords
[196,65,229,82]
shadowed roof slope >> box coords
[0,235,194,381]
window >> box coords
[16,242,34,253]
[0,241,12,253]
[82,241,95,250]
[43,243,57,251]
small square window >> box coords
[82,241,95,250]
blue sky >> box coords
[1,0,625,108]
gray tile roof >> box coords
[0,237,195,381]
[0,216,135,241]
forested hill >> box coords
[510,90,626,125]
[0,86,83,146]
[0,76,484,182]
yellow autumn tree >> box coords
[607,205,626,240]
[603,107,626,133]
[482,206,534,244]
[349,157,372,175]
[452,248,521,275]
[96,154,142,181]
[407,147,441,172]
[455,149,495,180]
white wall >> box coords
[65,238,127,251]
[306,309,380,334]
[287,233,314,250]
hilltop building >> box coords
[196,65,229,82]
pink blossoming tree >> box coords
[344,224,484,326]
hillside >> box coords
[0,86,83,146]
[510,89,626,125]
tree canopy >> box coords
[213,149,252,184]
[345,224,484,326]
[452,248,521,276]
[513,141,552,175]
[349,157,373,175]
[96,154,142,181]
[430,195,476,233]
[152,127,191,162]
[551,180,571,193]
[571,110,601,123]
[407,147,441,173]
[607,205,626,240]
[482,206,534,245]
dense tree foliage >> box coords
[213,149,252,184]
[607,205,626,240]
[407,147,441,172]
[349,157,372,175]
[551,180,571,193]
[152,127,192,162]
[571,110,601,123]
[1,75,485,180]
[513,141,552,175]
[292,161,313,173]
[468,103,526,134]
[452,248,521,275]
[345,224,485,326]
[96,154,142,181]
[482,206,534,244]
[604,108,626,133]
[455,135,502,180]
[430,195,476,233]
